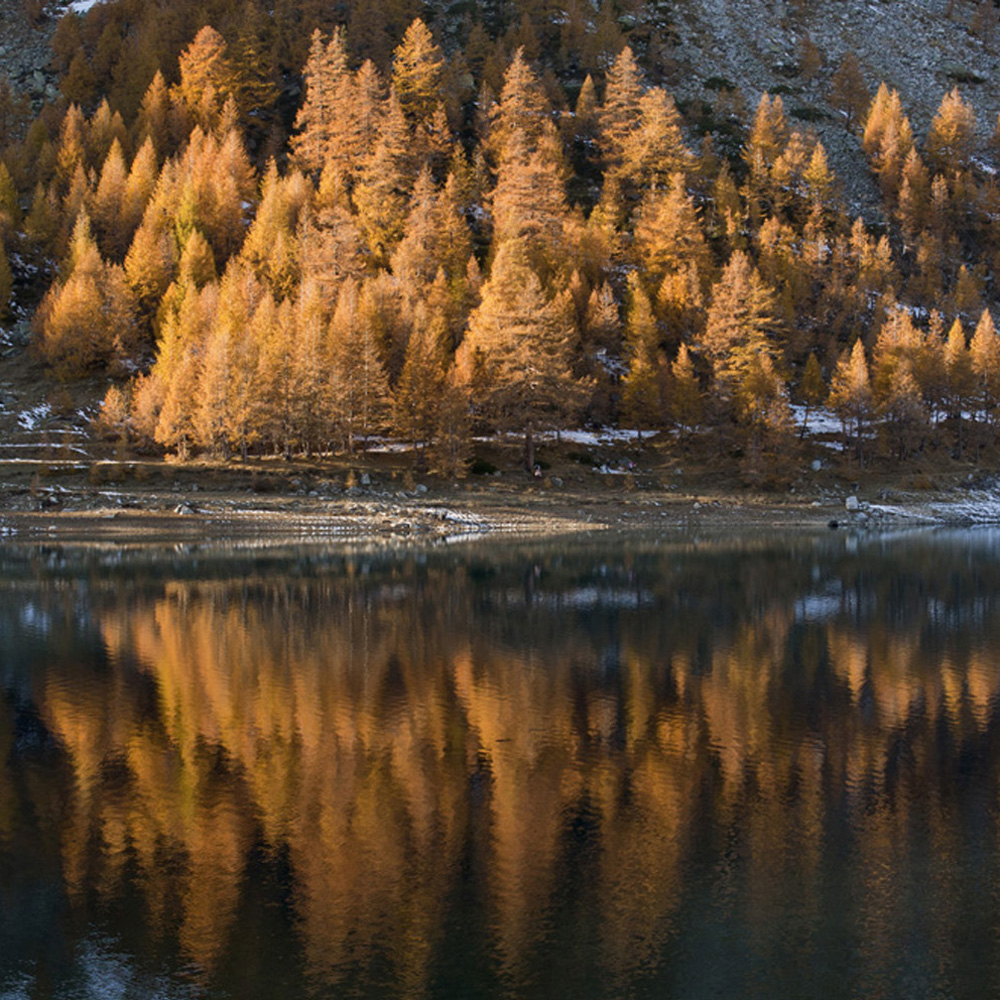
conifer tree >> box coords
[391,19,445,129]
[487,47,551,162]
[870,308,929,458]
[743,93,789,178]
[122,137,158,242]
[227,6,280,132]
[292,29,361,178]
[0,163,20,241]
[598,45,643,172]
[36,214,137,376]
[241,163,310,300]
[134,70,173,156]
[862,83,914,198]
[256,297,298,458]
[798,353,826,439]
[944,317,972,457]
[174,26,231,130]
[390,166,441,289]
[56,104,87,192]
[926,87,976,175]
[828,339,873,463]
[633,172,711,292]
[828,50,869,131]
[393,300,446,464]
[669,342,702,440]
[86,100,128,171]
[124,205,177,326]
[736,353,796,484]
[490,135,569,281]
[970,308,1000,428]
[432,367,472,477]
[327,279,393,451]
[700,251,781,390]
[617,87,689,194]
[354,89,413,267]
[459,239,582,469]
[292,277,328,454]
[92,138,129,259]
[621,275,663,439]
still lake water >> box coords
[2,530,1000,1000]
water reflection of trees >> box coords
[3,534,1000,995]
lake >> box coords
[1,529,1000,999]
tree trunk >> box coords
[525,423,535,472]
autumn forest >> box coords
[2,0,1000,480]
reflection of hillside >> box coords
[4,534,1000,994]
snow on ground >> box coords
[869,493,1000,525]
[789,405,842,436]
[66,0,105,14]
[16,404,51,430]
[0,442,89,455]
[554,428,647,445]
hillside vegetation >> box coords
[2,0,1000,485]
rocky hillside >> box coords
[5,0,999,221]
[658,0,1000,219]
[0,1,63,105]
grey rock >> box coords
[845,495,860,512]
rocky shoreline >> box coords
[1,479,997,547]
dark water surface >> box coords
[2,530,1000,999]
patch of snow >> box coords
[789,404,842,436]
[16,404,51,431]
[365,441,414,453]
[972,156,998,177]
[67,0,105,13]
